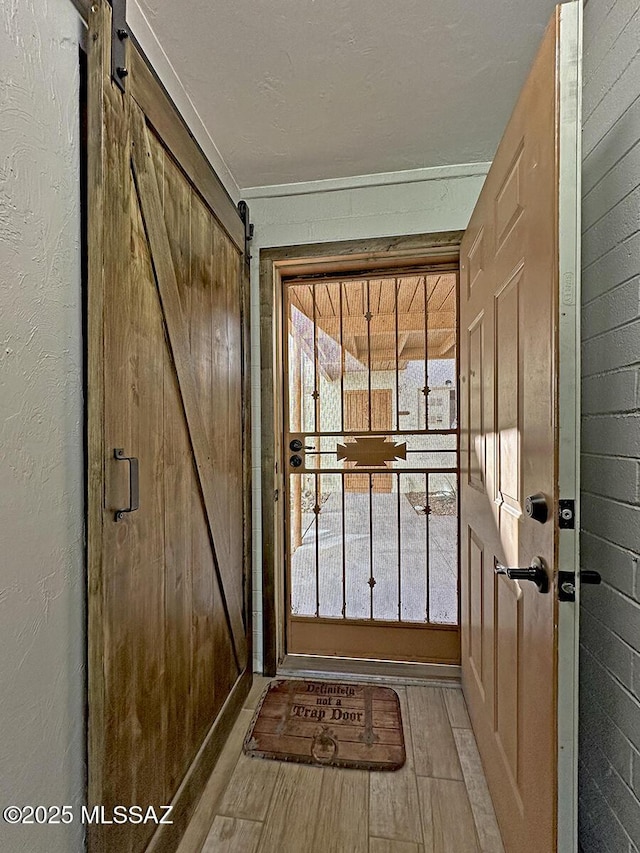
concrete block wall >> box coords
[579,1,640,851]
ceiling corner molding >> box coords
[241,162,492,200]
[126,0,241,203]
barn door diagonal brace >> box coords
[111,0,129,92]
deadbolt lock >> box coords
[525,492,549,524]
[289,454,303,468]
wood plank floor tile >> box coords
[369,688,422,844]
[309,768,368,853]
[370,838,423,853]
[453,729,505,853]
[181,680,502,853]
[202,816,263,853]
[256,763,324,853]
[177,708,254,853]
[217,753,280,821]
[418,776,480,853]
[443,688,471,729]
[407,687,462,780]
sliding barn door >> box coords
[459,3,581,852]
[86,4,251,851]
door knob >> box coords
[290,439,303,452]
[494,556,549,593]
[289,454,303,468]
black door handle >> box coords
[114,448,139,521]
[494,556,549,593]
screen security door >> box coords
[459,3,582,852]
[283,270,460,663]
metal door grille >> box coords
[285,271,459,628]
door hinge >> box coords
[237,200,254,266]
[558,499,575,529]
[111,0,129,92]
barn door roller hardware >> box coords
[111,0,129,92]
[237,200,254,266]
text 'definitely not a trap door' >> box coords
[283,271,460,663]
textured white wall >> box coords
[0,1,85,851]
[243,164,488,671]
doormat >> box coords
[243,679,405,771]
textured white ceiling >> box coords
[137,0,558,188]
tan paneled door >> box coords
[86,4,251,851]
[460,3,581,852]
[284,271,460,664]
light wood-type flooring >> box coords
[177,677,505,853]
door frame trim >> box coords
[259,232,463,675]
[556,3,582,851]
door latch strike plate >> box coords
[558,570,576,602]
[558,499,575,529]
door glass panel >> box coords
[286,271,459,631]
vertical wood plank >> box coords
[257,764,324,853]
[217,754,280,821]
[369,688,422,844]
[101,77,138,853]
[162,148,192,321]
[453,729,505,853]
[86,3,108,850]
[443,688,471,729]
[418,777,480,853]
[369,840,422,853]
[189,192,217,744]
[156,137,196,791]
[226,239,245,619]
[202,817,263,853]
[129,171,167,816]
[407,687,462,780]
[309,768,368,853]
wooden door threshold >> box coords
[278,654,461,687]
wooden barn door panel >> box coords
[87,4,251,851]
